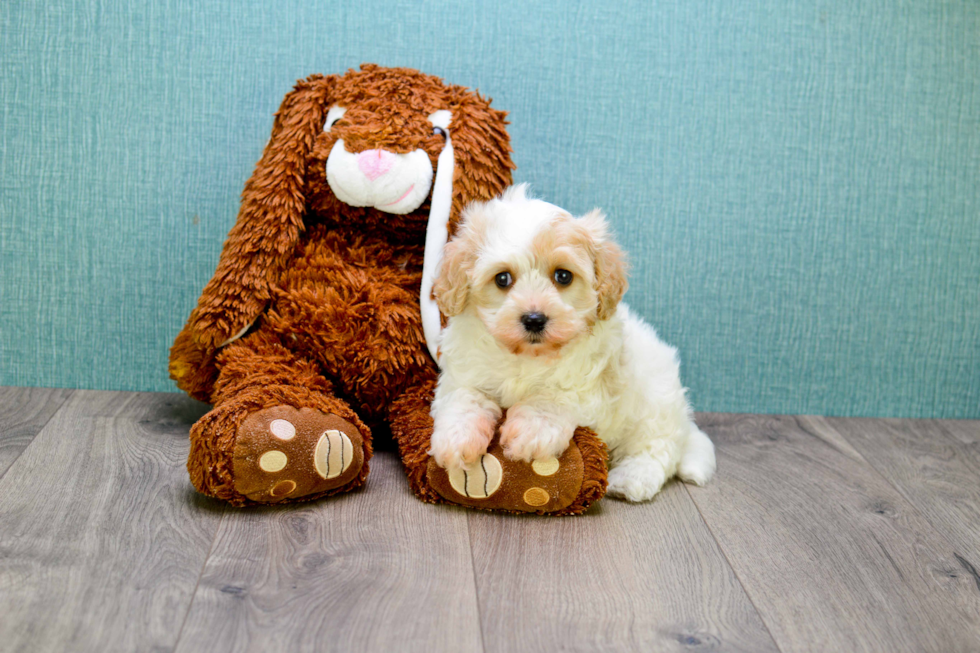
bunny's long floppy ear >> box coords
[189,75,335,349]
[419,87,515,362]
[445,89,515,232]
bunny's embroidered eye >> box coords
[324,106,347,130]
[494,272,513,289]
[553,269,573,286]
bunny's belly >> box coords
[265,224,433,415]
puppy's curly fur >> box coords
[431,185,716,501]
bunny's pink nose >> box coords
[357,149,396,181]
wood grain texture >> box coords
[688,413,980,653]
[5,388,979,653]
[467,480,779,653]
[0,390,218,653]
[173,451,484,653]
[937,419,980,447]
[0,386,73,479]
[822,416,980,567]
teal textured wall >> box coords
[1,1,978,418]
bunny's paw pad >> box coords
[232,406,365,503]
[427,436,588,514]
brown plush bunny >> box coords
[169,65,607,513]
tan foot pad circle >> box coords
[427,435,585,513]
[259,450,288,472]
[523,487,550,506]
[233,405,364,503]
[531,457,560,476]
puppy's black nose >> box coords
[521,312,548,334]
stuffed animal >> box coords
[169,65,607,514]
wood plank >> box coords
[937,419,980,447]
[468,479,780,653]
[174,451,484,653]
[0,390,219,653]
[822,416,980,566]
[0,386,73,479]
[687,413,980,653]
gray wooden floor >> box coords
[1,388,978,653]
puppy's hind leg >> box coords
[607,453,669,502]
[677,426,716,486]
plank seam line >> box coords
[0,388,74,485]
[466,514,489,653]
[815,416,979,563]
[682,482,784,652]
[171,508,227,652]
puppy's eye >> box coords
[433,126,448,140]
[553,269,573,286]
[494,272,513,289]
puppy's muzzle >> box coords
[521,312,549,334]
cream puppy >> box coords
[428,184,716,501]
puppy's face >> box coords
[435,186,628,357]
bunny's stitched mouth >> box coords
[382,184,416,207]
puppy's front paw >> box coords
[500,405,575,462]
[428,412,497,471]
[607,457,668,502]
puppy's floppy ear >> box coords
[433,238,470,317]
[189,74,336,347]
[580,209,629,321]
[433,202,488,316]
